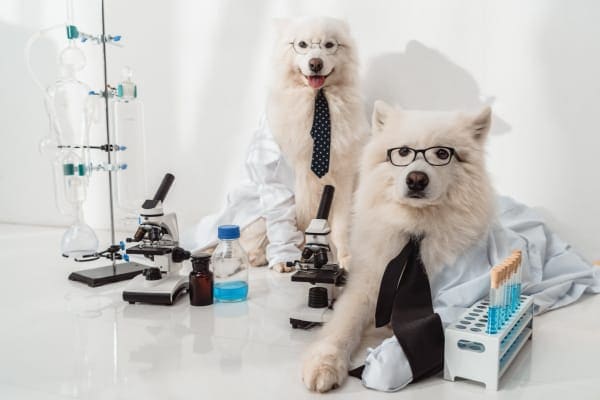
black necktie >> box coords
[310,89,331,178]
[374,237,444,382]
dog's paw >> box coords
[302,342,348,392]
[248,248,267,267]
[272,262,295,273]
[338,253,351,270]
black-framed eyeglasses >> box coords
[386,146,463,167]
[289,39,344,55]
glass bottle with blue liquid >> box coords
[212,225,249,302]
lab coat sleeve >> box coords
[245,117,303,267]
[361,336,413,392]
[181,116,302,265]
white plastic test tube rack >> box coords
[443,294,534,390]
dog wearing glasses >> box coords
[261,17,368,272]
[302,101,494,392]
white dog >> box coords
[302,101,494,392]
[263,17,369,272]
[182,18,367,271]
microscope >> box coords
[122,173,191,305]
[288,185,347,329]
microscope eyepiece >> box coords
[316,185,335,220]
[153,173,175,202]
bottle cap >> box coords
[191,253,211,272]
[218,225,240,240]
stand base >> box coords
[68,262,146,287]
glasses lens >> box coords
[389,147,415,166]
[321,40,339,54]
[425,147,453,166]
[293,40,310,54]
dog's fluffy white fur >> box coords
[259,17,368,272]
[302,102,495,392]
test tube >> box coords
[504,262,512,319]
[487,269,501,334]
[515,251,522,308]
[507,255,515,315]
[510,253,517,312]
[499,266,507,327]
[487,251,524,335]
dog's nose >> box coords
[406,171,429,191]
[309,58,323,73]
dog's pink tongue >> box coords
[308,76,326,89]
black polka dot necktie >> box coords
[310,89,331,178]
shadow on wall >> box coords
[363,40,510,136]
[533,1,600,259]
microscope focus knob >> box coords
[308,287,328,308]
[171,247,191,263]
[143,267,162,281]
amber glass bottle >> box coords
[189,253,213,306]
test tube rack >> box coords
[443,295,534,390]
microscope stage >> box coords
[291,264,346,285]
[125,245,173,256]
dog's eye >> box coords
[298,41,308,49]
[398,147,411,157]
[324,41,335,49]
[435,148,450,160]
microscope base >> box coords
[68,262,146,287]
[123,274,188,305]
[289,303,333,329]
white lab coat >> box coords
[181,117,303,267]
[360,196,600,391]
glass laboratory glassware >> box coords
[211,225,249,302]
[59,150,98,258]
[189,254,214,306]
[112,66,147,222]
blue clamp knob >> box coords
[119,241,126,250]
[123,253,130,262]
[120,163,128,170]
[112,35,122,42]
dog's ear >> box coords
[372,100,394,134]
[469,106,492,142]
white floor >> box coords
[0,223,599,399]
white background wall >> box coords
[1,0,598,261]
